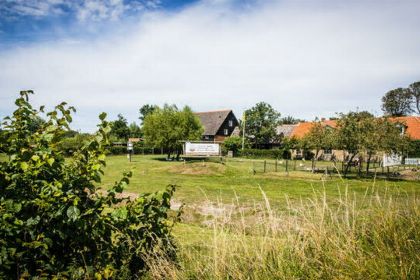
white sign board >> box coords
[184,142,220,156]
[383,154,402,167]
[127,142,133,151]
[405,158,420,165]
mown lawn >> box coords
[100,155,420,208]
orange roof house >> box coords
[287,120,337,139]
[390,116,420,140]
[278,116,420,140]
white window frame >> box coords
[224,128,229,135]
[228,120,233,127]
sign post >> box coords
[184,142,221,157]
[127,142,133,162]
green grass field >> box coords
[2,153,420,278]
[99,155,419,206]
[100,155,420,279]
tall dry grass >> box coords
[145,185,420,279]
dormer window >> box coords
[396,124,405,135]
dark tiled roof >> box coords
[195,109,231,136]
[276,124,298,137]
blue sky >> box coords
[0,0,199,47]
[0,0,419,132]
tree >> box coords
[381,88,413,116]
[244,102,281,148]
[301,121,336,171]
[409,81,420,114]
[110,113,130,140]
[279,116,303,125]
[139,104,159,124]
[0,91,178,278]
[129,122,142,138]
[336,111,374,176]
[223,136,249,156]
[142,105,203,159]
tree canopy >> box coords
[381,88,412,116]
[381,81,420,116]
[244,102,281,148]
[142,105,203,159]
[409,81,420,115]
[110,113,130,140]
[139,104,159,124]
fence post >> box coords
[275,159,278,172]
[294,160,296,171]
[286,159,288,173]
[264,160,266,173]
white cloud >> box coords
[1,0,419,131]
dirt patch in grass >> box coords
[164,162,226,175]
[399,169,420,181]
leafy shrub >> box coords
[222,136,249,156]
[0,91,179,279]
[109,145,127,155]
[57,133,92,156]
[107,142,155,155]
[409,140,420,157]
[237,148,282,159]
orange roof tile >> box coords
[290,120,337,139]
[289,116,420,140]
[390,116,420,140]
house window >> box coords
[228,120,233,127]
[324,148,332,155]
[224,129,229,135]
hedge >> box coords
[108,144,156,155]
[237,148,283,159]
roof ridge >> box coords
[195,109,232,114]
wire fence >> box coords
[224,158,419,178]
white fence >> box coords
[405,158,420,165]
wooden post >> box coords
[286,160,289,172]
[294,160,296,171]
[264,160,266,173]
[275,159,278,172]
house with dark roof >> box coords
[195,109,240,142]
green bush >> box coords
[409,140,420,157]
[222,136,249,156]
[107,142,156,155]
[109,145,127,155]
[238,148,282,159]
[57,133,92,156]
[0,91,179,279]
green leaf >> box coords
[92,164,101,171]
[66,206,80,221]
[31,155,40,162]
[47,158,55,166]
[99,112,107,121]
[98,154,106,161]
[20,162,29,171]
